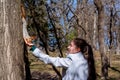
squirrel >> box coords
[21,4,35,46]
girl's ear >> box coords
[77,47,80,52]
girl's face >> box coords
[67,41,80,54]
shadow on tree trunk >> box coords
[24,43,31,80]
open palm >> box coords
[24,38,34,46]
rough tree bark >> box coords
[0,0,25,80]
[94,0,109,80]
[93,10,97,51]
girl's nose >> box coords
[67,46,69,49]
[67,46,70,50]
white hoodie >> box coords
[32,48,88,80]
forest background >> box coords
[0,0,120,80]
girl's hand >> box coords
[24,38,34,47]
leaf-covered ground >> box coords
[31,71,58,80]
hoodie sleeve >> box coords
[32,48,72,68]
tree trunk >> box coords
[0,0,25,80]
[94,0,109,79]
[93,10,97,51]
[116,26,120,55]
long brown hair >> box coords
[73,38,96,80]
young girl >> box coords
[25,38,96,80]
